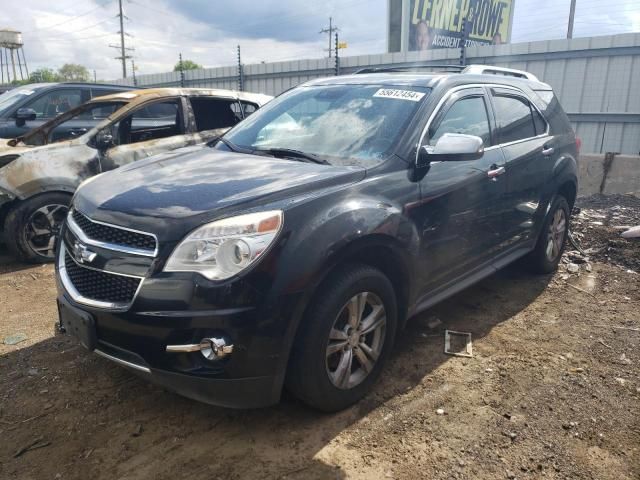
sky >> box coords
[3,0,640,81]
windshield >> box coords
[20,100,126,146]
[222,84,430,167]
[0,85,48,115]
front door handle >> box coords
[542,146,554,156]
[487,165,506,179]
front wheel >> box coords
[523,195,570,274]
[286,264,397,412]
[4,192,71,263]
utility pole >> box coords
[320,17,339,58]
[237,45,243,91]
[178,53,185,87]
[93,69,97,83]
[109,0,134,78]
[459,15,468,66]
[334,32,340,76]
[567,0,577,39]
[460,1,478,66]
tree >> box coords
[57,63,90,82]
[173,59,202,71]
[29,68,61,83]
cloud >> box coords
[2,0,638,81]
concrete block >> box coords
[603,155,640,196]
[577,154,605,196]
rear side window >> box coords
[492,94,537,144]
[91,88,126,99]
[242,102,258,117]
[190,97,243,131]
[429,96,491,146]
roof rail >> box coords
[355,64,465,74]
[461,65,539,81]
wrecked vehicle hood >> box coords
[0,137,77,155]
[0,139,93,198]
[73,148,366,242]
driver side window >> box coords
[26,89,83,119]
[429,96,491,147]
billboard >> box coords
[388,0,514,52]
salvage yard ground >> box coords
[1,195,639,480]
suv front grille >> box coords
[63,249,141,305]
[71,210,157,253]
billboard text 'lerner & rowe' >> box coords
[410,0,513,51]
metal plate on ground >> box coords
[444,330,473,358]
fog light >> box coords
[165,337,234,359]
[200,337,233,360]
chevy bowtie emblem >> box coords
[72,242,97,264]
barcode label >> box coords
[373,88,426,102]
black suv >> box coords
[55,65,579,411]
[0,82,136,138]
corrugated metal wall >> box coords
[111,33,640,155]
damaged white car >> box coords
[0,87,272,262]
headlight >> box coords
[164,210,283,280]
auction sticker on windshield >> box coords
[373,88,426,102]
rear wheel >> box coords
[286,264,397,412]
[523,195,570,273]
[4,192,71,263]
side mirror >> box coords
[94,131,114,151]
[15,108,37,126]
[418,133,484,165]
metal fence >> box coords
[111,32,640,155]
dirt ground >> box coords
[0,195,638,480]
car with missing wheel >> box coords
[0,87,272,263]
[55,65,579,411]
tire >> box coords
[286,263,397,412]
[4,192,71,264]
[523,195,570,274]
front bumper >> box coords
[55,249,302,409]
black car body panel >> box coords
[56,69,578,408]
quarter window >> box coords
[493,95,537,144]
[532,108,547,135]
[429,96,491,146]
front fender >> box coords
[274,196,418,297]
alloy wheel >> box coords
[326,292,387,390]
[545,208,566,262]
[25,204,68,259]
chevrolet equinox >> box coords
[56,65,579,412]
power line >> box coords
[22,5,104,33]
[38,18,115,39]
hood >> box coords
[74,148,366,241]
[0,140,92,198]
[0,138,78,156]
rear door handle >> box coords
[487,165,506,179]
[542,146,554,156]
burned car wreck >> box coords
[0,88,272,262]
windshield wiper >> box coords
[207,136,242,153]
[257,148,330,165]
